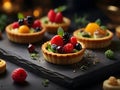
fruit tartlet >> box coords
[40,9,71,34]
[0,59,6,74]
[73,20,113,49]
[41,27,86,65]
[103,76,120,90]
[116,26,120,39]
[6,16,46,44]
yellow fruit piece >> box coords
[85,23,100,35]
[18,25,30,33]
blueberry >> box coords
[51,44,57,52]
[75,43,82,50]
[35,27,42,32]
[26,16,34,25]
[56,46,63,53]
[18,19,24,25]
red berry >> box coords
[70,36,77,47]
[11,68,27,83]
[51,35,64,46]
[32,20,41,29]
[48,9,56,22]
[63,43,73,53]
[12,22,19,29]
[55,12,63,23]
[28,44,35,53]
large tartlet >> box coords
[6,22,46,44]
[73,29,113,49]
[40,17,71,34]
[41,41,85,65]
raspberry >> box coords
[48,9,56,22]
[11,68,27,83]
[70,36,77,47]
[51,35,64,46]
[32,20,41,29]
[12,22,19,29]
[55,12,63,23]
[63,43,73,53]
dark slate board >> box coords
[0,32,120,88]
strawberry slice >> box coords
[55,12,63,23]
[51,35,64,46]
[48,9,56,22]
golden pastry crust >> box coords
[0,59,6,74]
[6,24,46,44]
[41,41,86,65]
[103,76,120,90]
[116,26,120,39]
[73,29,113,49]
[40,17,71,34]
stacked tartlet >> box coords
[73,20,113,49]
[41,27,86,65]
[40,9,71,34]
[6,16,46,44]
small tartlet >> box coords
[116,26,120,39]
[40,17,71,34]
[6,24,46,44]
[41,41,85,65]
[0,59,6,74]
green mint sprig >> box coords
[54,5,67,13]
[18,12,24,19]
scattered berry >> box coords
[12,22,19,29]
[11,68,27,83]
[63,43,73,53]
[55,12,63,23]
[28,44,35,53]
[48,9,56,22]
[70,36,77,46]
[51,35,64,46]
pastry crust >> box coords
[103,76,120,90]
[6,24,46,44]
[40,17,71,34]
[116,26,120,39]
[0,59,6,74]
[73,29,113,49]
[41,41,86,65]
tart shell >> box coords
[40,17,71,34]
[0,59,6,74]
[73,29,113,49]
[41,41,86,65]
[116,26,120,39]
[6,24,46,44]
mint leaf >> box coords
[18,12,24,19]
[57,27,64,36]
[95,19,101,25]
[54,5,67,12]
[101,26,107,30]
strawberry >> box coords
[51,35,64,46]
[70,36,77,47]
[11,68,27,83]
[48,9,56,22]
[63,43,73,53]
[12,22,19,29]
[55,12,63,23]
[32,20,41,29]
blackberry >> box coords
[35,27,42,32]
[75,43,82,50]
[18,19,24,26]
[63,32,70,44]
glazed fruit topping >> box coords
[47,9,63,23]
[12,16,42,33]
[11,68,27,83]
[48,27,82,54]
